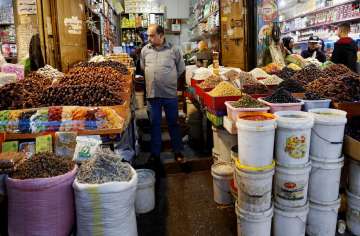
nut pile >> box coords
[208,81,242,97]
[10,153,75,179]
[40,84,124,106]
[305,73,360,102]
[37,65,64,79]
[75,61,129,75]
[291,64,325,85]
[77,149,133,184]
[264,88,299,103]
[278,79,305,93]
[199,75,222,89]
[231,95,266,108]
[0,152,25,174]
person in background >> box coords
[331,23,358,72]
[140,24,186,173]
[29,33,45,71]
[301,36,326,63]
[282,36,294,56]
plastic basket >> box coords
[225,101,270,121]
[194,83,212,103]
[203,92,241,113]
[191,79,205,87]
[206,111,223,127]
[300,99,331,112]
[258,98,303,113]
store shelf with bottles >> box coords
[121,13,165,30]
[281,0,360,34]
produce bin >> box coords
[300,99,331,111]
[258,98,303,113]
[225,101,270,121]
[206,111,223,127]
[203,92,241,113]
[191,79,205,87]
[193,83,212,103]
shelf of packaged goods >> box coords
[190,9,219,30]
[0,23,14,26]
[281,0,357,23]
[282,16,360,34]
[190,29,219,42]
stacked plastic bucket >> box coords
[347,158,360,235]
[235,112,276,236]
[307,109,347,236]
[272,111,314,236]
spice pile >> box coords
[259,75,283,86]
[305,73,360,102]
[242,83,269,94]
[249,68,271,79]
[36,65,64,79]
[199,75,222,89]
[278,79,305,93]
[239,72,260,86]
[77,149,133,184]
[10,153,75,179]
[223,69,240,81]
[208,81,242,97]
[291,64,325,85]
[274,67,296,80]
[231,95,266,108]
[263,88,299,103]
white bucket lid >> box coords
[274,202,309,218]
[309,108,347,125]
[275,111,314,129]
[347,189,360,210]
[235,201,273,222]
[309,198,341,212]
[136,169,155,188]
[211,163,233,178]
[310,156,344,169]
[276,161,312,175]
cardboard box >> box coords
[344,135,360,161]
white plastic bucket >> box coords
[217,127,237,163]
[212,126,220,156]
[274,162,311,207]
[273,202,309,236]
[346,190,360,236]
[309,156,344,203]
[135,169,156,214]
[236,112,277,168]
[235,202,273,236]
[231,145,238,167]
[349,159,360,196]
[211,163,234,205]
[135,91,145,109]
[274,111,314,166]
[306,198,341,236]
[212,148,220,163]
[235,161,275,212]
[309,108,347,160]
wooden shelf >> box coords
[190,9,219,30]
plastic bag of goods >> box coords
[6,153,77,236]
[285,54,306,68]
[185,65,198,85]
[73,135,102,163]
[73,148,138,236]
[0,72,17,87]
[1,63,24,81]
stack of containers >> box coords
[273,111,314,236]
[347,158,360,235]
[235,112,276,236]
[307,108,347,236]
[212,126,238,164]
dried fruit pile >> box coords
[10,153,75,179]
[199,75,222,89]
[278,79,305,93]
[274,67,296,80]
[303,92,323,100]
[291,64,325,85]
[305,73,360,102]
[264,88,299,103]
[75,61,129,75]
[323,64,354,78]
[242,83,269,94]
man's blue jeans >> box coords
[147,98,183,157]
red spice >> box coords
[241,115,273,121]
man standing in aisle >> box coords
[140,24,186,172]
[331,23,358,72]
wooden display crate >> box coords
[333,102,360,118]
[344,135,360,161]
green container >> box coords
[206,111,223,127]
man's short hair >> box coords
[155,25,165,36]
[338,23,351,33]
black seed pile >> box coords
[278,79,305,93]
[264,88,299,103]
